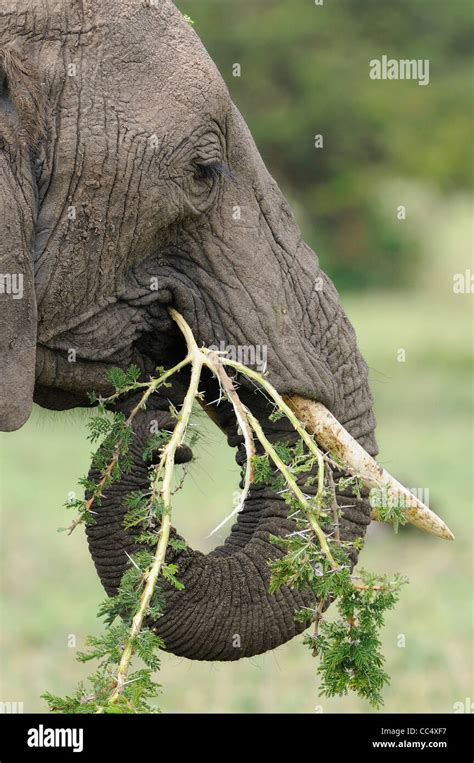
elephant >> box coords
[1,0,444,662]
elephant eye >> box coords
[194,161,228,181]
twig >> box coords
[326,469,340,543]
[312,599,325,657]
[204,353,256,536]
[210,357,327,506]
[106,334,203,703]
[246,412,337,569]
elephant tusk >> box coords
[285,395,455,541]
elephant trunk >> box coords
[86,380,372,661]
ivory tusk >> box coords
[285,395,454,541]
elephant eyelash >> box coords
[194,161,230,181]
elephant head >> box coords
[2,1,438,661]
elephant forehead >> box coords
[1,0,228,120]
[101,5,229,124]
[2,2,228,183]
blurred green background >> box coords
[1,0,472,713]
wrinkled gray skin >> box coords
[0,0,377,660]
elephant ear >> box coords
[0,48,44,431]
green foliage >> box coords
[45,367,185,714]
[63,410,134,529]
[134,631,166,672]
[371,489,409,534]
[123,490,164,532]
[269,407,285,423]
[76,624,131,665]
[106,365,141,391]
[251,454,273,484]
[142,431,170,462]
[42,666,161,715]
[43,545,165,713]
[98,551,154,625]
[169,537,187,553]
[265,432,408,708]
[123,491,152,529]
[310,571,408,708]
[338,475,365,500]
[273,441,294,464]
[42,544,165,713]
[161,563,185,591]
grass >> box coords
[0,187,472,713]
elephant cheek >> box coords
[0,155,37,431]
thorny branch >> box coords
[51,308,407,712]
